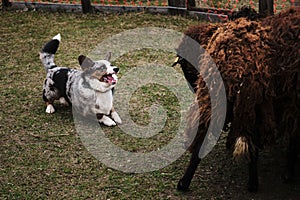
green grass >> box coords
[0,10,298,200]
[0,10,197,200]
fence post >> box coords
[187,0,196,9]
[168,0,185,7]
[2,0,12,8]
[259,0,274,16]
[81,0,93,14]
[168,0,186,15]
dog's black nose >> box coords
[113,68,119,73]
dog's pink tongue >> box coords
[107,75,116,84]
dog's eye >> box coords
[95,64,106,71]
[99,66,106,71]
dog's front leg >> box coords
[111,106,122,124]
[96,113,116,126]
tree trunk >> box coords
[168,0,186,8]
[168,0,186,15]
[259,0,274,17]
[81,0,93,14]
[187,0,196,9]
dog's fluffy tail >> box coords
[39,33,61,73]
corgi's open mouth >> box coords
[102,73,117,84]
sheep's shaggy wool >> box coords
[183,23,219,48]
[177,7,299,192]
[186,18,273,155]
[175,23,219,92]
[263,8,300,138]
[185,7,299,159]
[176,6,261,93]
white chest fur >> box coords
[94,90,113,115]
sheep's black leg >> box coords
[177,142,202,191]
[225,102,234,150]
[283,134,300,183]
[248,148,259,192]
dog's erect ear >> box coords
[105,52,112,61]
[78,55,95,70]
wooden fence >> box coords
[2,0,299,22]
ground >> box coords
[0,10,299,199]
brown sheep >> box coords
[176,8,300,192]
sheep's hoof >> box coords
[282,172,295,184]
[177,179,190,191]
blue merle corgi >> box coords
[40,34,122,126]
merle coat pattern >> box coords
[40,34,122,126]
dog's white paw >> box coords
[46,104,55,114]
[99,115,116,126]
[111,111,122,124]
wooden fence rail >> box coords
[2,0,298,21]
